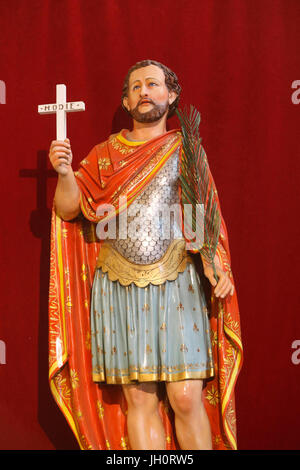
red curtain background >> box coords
[0,0,299,450]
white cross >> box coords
[38,84,85,140]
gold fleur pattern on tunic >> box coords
[146,344,152,354]
[160,322,167,330]
[176,303,184,311]
[188,283,195,293]
[193,323,199,332]
[180,344,188,352]
[142,303,150,312]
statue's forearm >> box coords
[200,245,222,268]
[54,169,80,220]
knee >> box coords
[123,384,159,412]
[171,389,196,416]
[168,382,203,417]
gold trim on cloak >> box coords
[96,239,192,287]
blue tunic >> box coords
[90,147,214,384]
[91,261,214,384]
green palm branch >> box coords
[176,105,221,282]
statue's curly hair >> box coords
[121,60,181,118]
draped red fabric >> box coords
[75,129,182,222]
[1,0,300,450]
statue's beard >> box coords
[129,100,169,123]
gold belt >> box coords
[96,239,193,287]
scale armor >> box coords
[111,149,182,264]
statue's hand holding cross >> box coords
[48,137,73,176]
[38,84,84,218]
[38,84,85,176]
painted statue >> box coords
[48,60,243,450]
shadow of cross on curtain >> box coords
[19,151,79,449]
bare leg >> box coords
[166,379,212,450]
[122,382,166,450]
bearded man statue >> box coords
[48,59,243,450]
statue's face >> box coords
[123,64,176,123]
